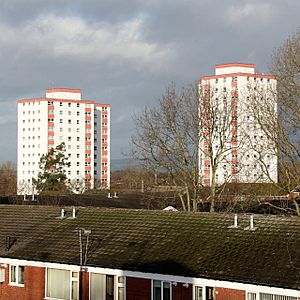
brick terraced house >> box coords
[0,205,299,300]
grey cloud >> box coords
[0,0,300,162]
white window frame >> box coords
[193,285,205,300]
[89,273,120,300]
[117,276,126,300]
[44,268,78,300]
[246,293,298,300]
[151,280,172,300]
[9,264,25,287]
[246,291,258,300]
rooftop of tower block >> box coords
[46,88,81,100]
[199,62,276,82]
[215,62,255,75]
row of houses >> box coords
[0,205,299,299]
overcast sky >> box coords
[0,0,299,162]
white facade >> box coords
[17,88,110,194]
[199,63,278,186]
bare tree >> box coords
[245,29,300,215]
[132,83,242,212]
[270,29,300,190]
[0,161,17,195]
[198,81,245,211]
[111,165,156,191]
[132,84,201,211]
[69,177,85,194]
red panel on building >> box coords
[172,283,193,300]
[126,277,151,300]
[215,287,245,300]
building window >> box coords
[46,268,78,300]
[259,293,296,300]
[77,103,80,108]
[68,103,71,107]
[90,273,115,300]
[10,265,24,286]
[206,287,214,300]
[117,276,125,300]
[153,280,171,300]
[195,286,203,300]
[247,292,257,300]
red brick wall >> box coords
[215,287,245,300]
[0,265,45,300]
[126,277,151,300]
[172,283,193,300]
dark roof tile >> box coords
[0,205,299,289]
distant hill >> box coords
[111,158,140,171]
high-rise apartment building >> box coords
[198,63,277,186]
[17,88,110,194]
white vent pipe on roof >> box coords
[234,214,238,227]
[61,209,65,218]
[250,214,254,230]
[244,214,257,231]
[228,214,239,228]
[72,207,76,219]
